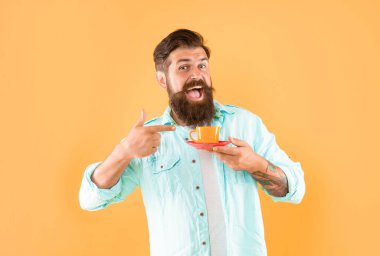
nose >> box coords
[189,68,201,80]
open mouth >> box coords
[185,86,204,101]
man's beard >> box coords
[167,79,215,127]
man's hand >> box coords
[212,137,266,173]
[213,136,288,197]
[119,110,176,159]
[90,109,175,189]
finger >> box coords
[212,146,240,156]
[151,138,161,145]
[145,125,176,133]
[133,109,146,127]
[149,147,158,154]
[151,133,161,141]
[214,152,234,161]
[151,141,160,148]
[214,152,236,162]
[229,136,248,147]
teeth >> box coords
[187,86,202,91]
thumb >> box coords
[229,136,248,147]
[134,109,146,127]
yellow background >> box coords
[1,0,379,255]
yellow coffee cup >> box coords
[188,126,220,143]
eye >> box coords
[179,65,188,71]
[199,63,207,69]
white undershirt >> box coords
[198,150,227,256]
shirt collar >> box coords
[161,100,235,126]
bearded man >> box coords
[79,29,305,256]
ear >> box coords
[156,71,167,90]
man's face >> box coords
[163,47,215,127]
[165,47,212,96]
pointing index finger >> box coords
[145,125,176,133]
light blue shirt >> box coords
[79,100,305,256]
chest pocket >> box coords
[149,155,183,198]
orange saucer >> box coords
[186,140,231,151]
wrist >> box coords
[248,156,268,174]
[113,144,134,163]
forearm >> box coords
[91,144,133,189]
[249,159,288,197]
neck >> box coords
[170,110,187,126]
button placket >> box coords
[190,155,209,252]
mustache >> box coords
[181,79,209,93]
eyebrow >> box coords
[176,57,209,65]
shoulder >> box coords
[223,103,260,120]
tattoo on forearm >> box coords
[267,161,279,174]
[251,160,288,197]
[259,180,270,186]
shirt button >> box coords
[200,212,204,217]
[192,159,196,163]
[202,241,206,245]
[160,165,163,169]
[196,186,200,190]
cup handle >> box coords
[189,130,197,141]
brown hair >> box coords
[153,29,211,72]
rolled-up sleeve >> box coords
[78,159,141,211]
[253,115,306,204]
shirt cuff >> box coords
[84,162,122,200]
[269,165,297,203]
